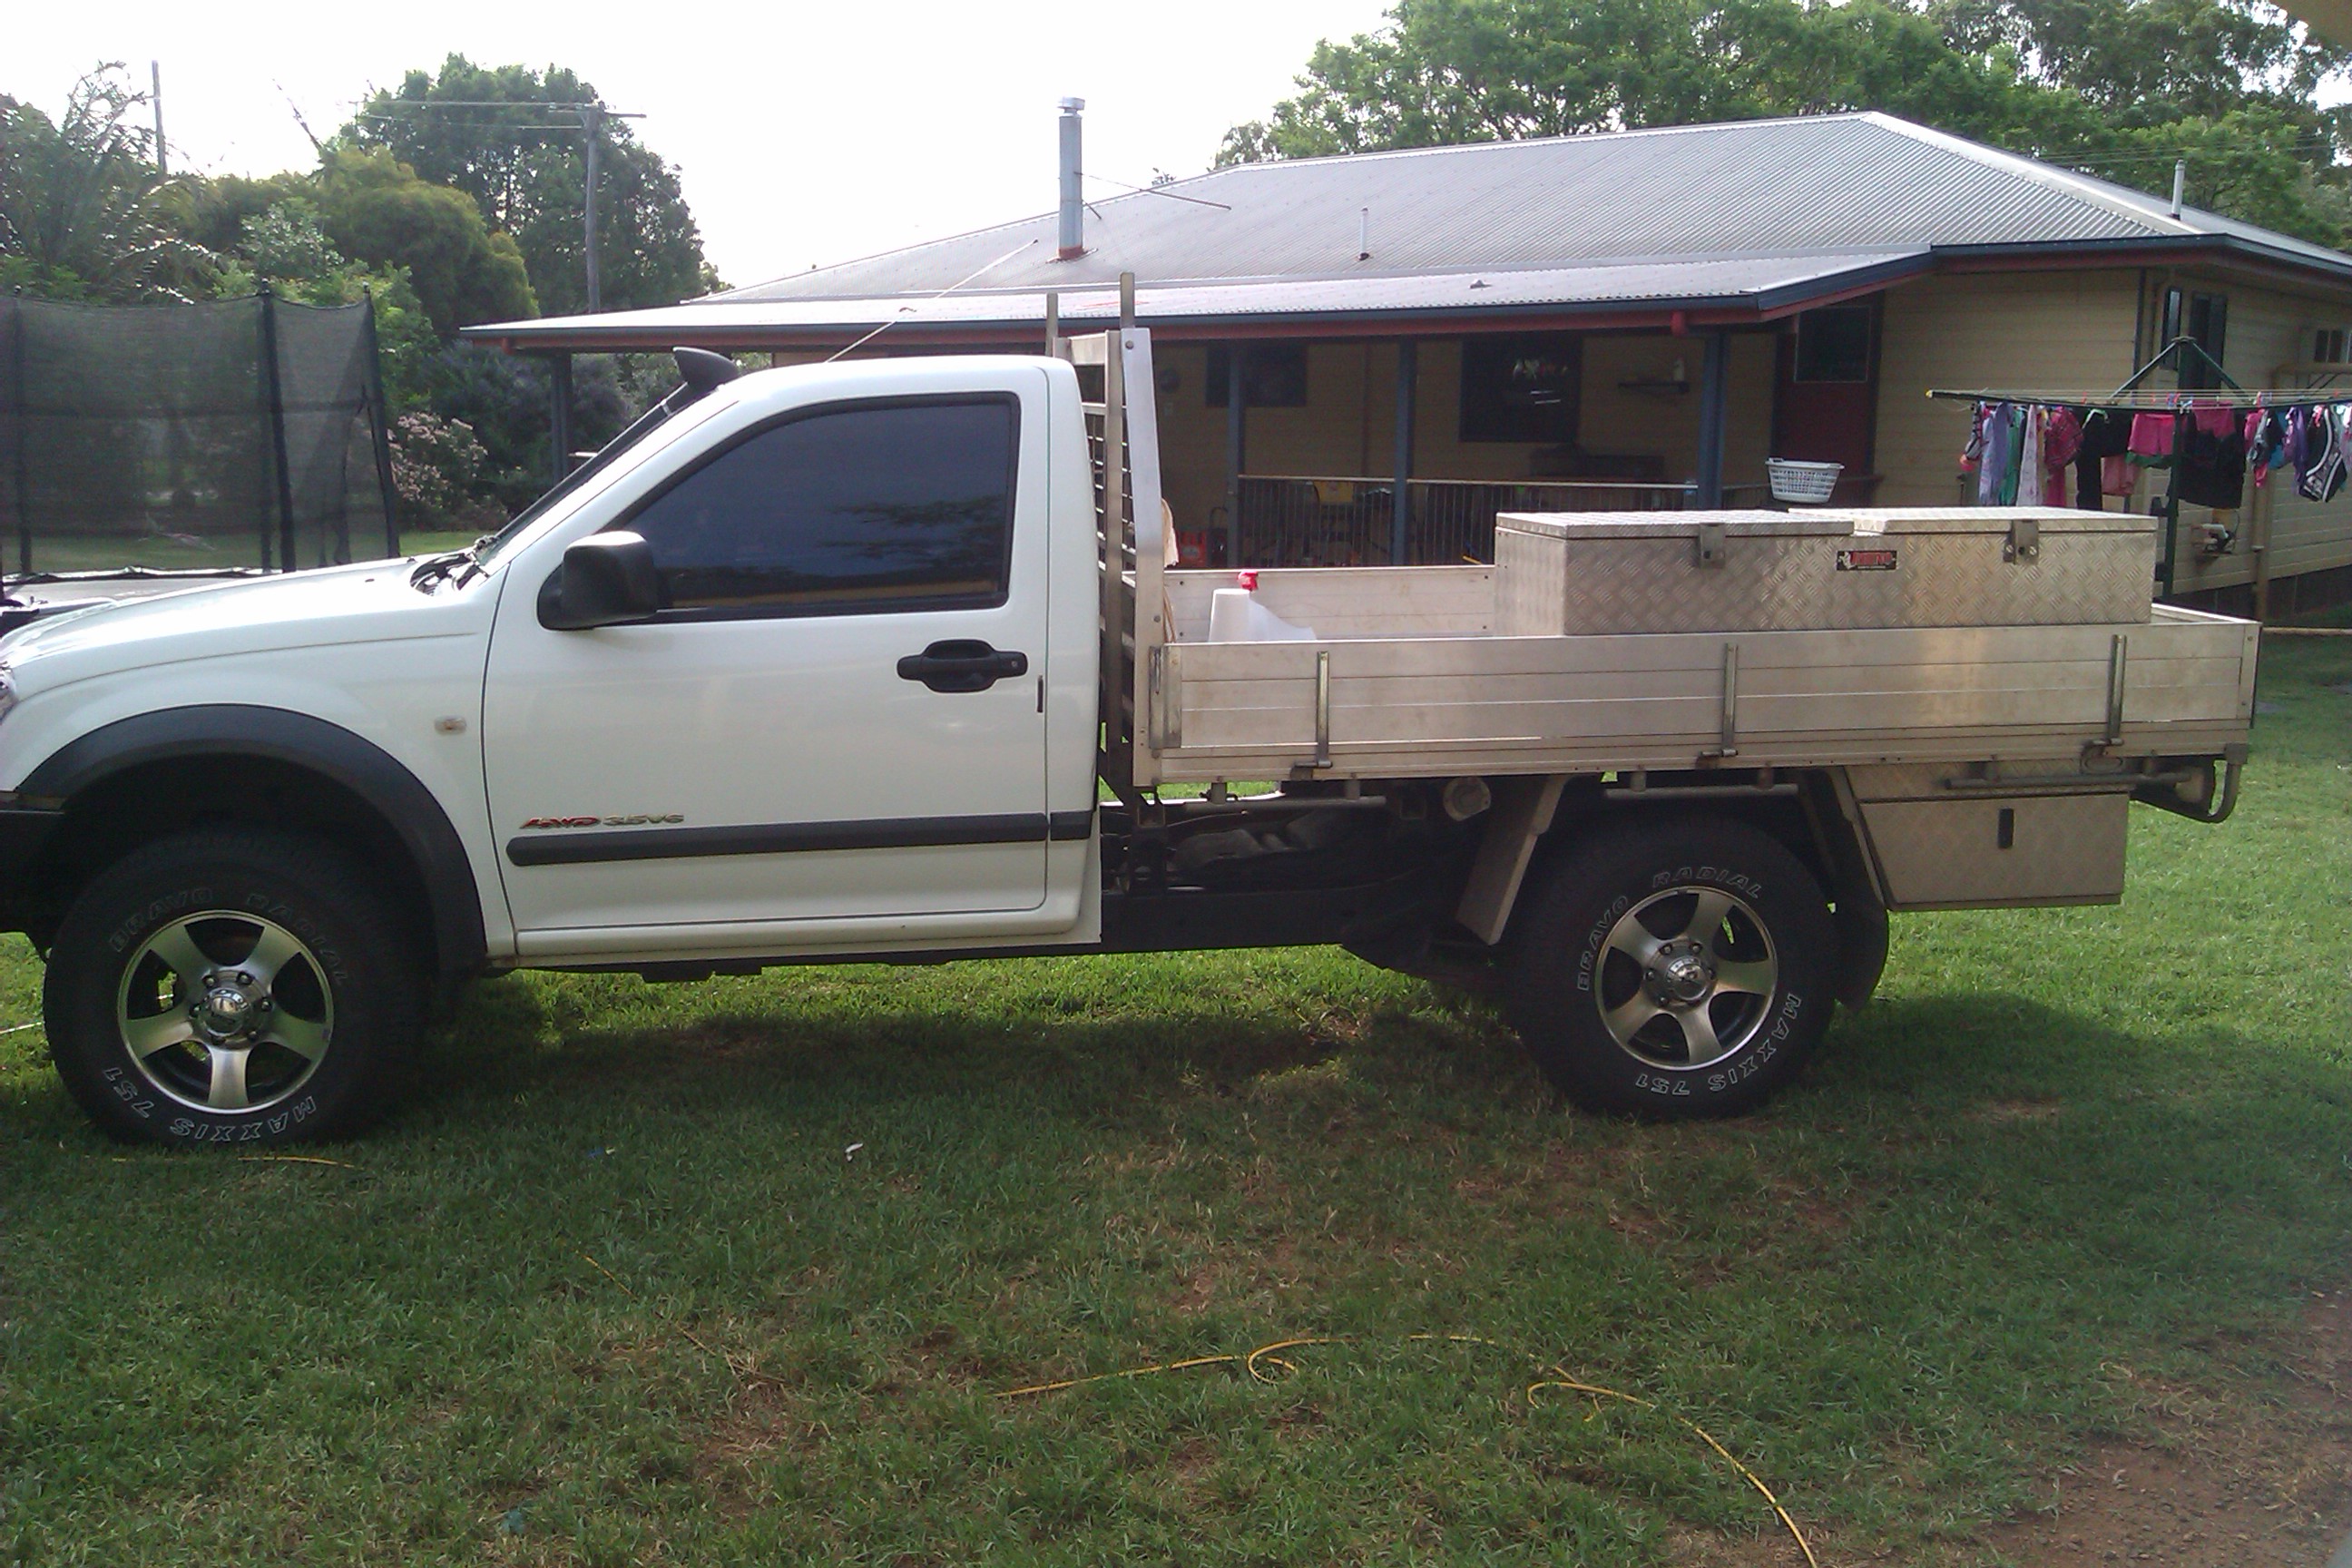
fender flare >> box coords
[20,704,489,980]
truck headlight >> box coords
[0,664,15,727]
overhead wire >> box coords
[1083,172,1234,211]
[823,237,1043,362]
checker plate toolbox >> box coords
[1492,506,2155,636]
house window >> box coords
[2314,327,2349,365]
[1205,344,1308,408]
[1458,334,1582,444]
[1791,306,1873,383]
[2161,288,2229,388]
[622,397,1018,618]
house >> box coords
[466,110,2352,615]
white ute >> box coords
[0,331,2259,1146]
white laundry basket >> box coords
[1767,458,1844,505]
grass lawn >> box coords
[1,641,2347,1566]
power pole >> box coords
[582,103,603,312]
[151,61,166,175]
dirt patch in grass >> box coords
[1967,1096,2066,1124]
[1981,1289,2352,1567]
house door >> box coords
[1772,301,1880,504]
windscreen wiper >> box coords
[408,547,478,592]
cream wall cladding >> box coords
[1872,270,2142,508]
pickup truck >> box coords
[0,327,2258,1146]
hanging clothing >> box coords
[2263,409,2292,473]
[2043,407,2083,505]
[2245,408,2293,487]
[1962,401,2004,502]
[2298,406,2347,503]
[1975,402,2017,505]
[2015,407,2045,506]
[2075,407,2132,505]
[2175,414,2248,510]
[1998,404,2027,505]
[2128,412,2179,466]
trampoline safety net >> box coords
[0,291,398,578]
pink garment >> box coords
[2128,412,2178,459]
[2191,405,2235,437]
[2043,407,2084,469]
[2043,407,2083,502]
[2102,453,2137,496]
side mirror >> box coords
[537,530,664,630]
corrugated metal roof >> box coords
[480,251,1928,347]
[714,112,2349,302]
[465,111,2352,348]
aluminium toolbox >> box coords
[1494,506,2156,635]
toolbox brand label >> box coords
[1835,547,1898,572]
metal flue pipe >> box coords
[1057,97,1085,260]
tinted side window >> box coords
[624,398,1017,615]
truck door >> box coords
[481,368,1055,946]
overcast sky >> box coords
[11,0,1396,294]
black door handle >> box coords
[897,639,1029,693]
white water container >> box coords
[1207,580,1318,642]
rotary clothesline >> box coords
[1926,387,2351,410]
[1925,336,2347,593]
[1951,397,2343,514]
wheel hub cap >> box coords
[199,983,256,1038]
[1651,943,1716,1005]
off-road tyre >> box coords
[44,828,422,1146]
[1504,814,1838,1118]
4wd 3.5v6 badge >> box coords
[518,814,685,829]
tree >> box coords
[208,200,440,409]
[312,151,535,332]
[345,56,710,315]
[0,64,211,301]
[167,152,534,336]
[1220,0,2352,247]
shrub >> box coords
[387,411,492,524]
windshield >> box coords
[471,387,698,568]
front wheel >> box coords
[1504,815,1838,1118]
[44,829,422,1146]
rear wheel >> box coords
[1504,815,1837,1117]
[44,829,421,1146]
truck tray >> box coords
[1146,593,2255,783]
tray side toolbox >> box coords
[1852,789,2129,910]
